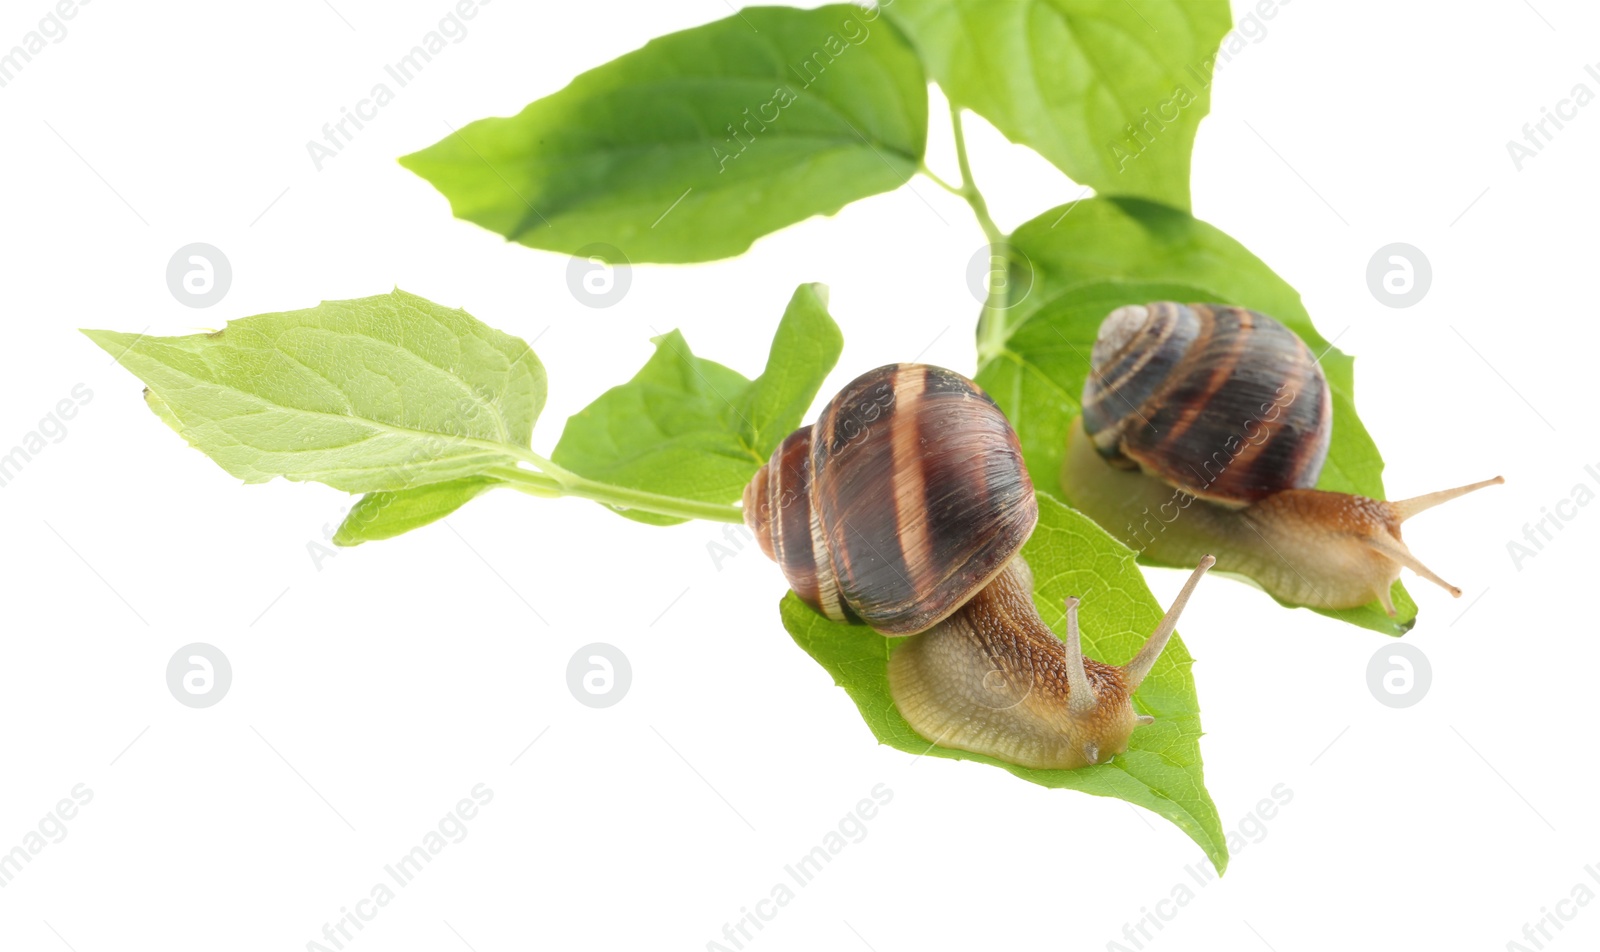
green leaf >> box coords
[552,283,843,525]
[334,476,504,546]
[400,5,928,263]
[1316,587,1417,636]
[979,197,1413,634]
[1004,198,1383,498]
[83,289,545,494]
[782,493,1227,872]
[888,0,1230,210]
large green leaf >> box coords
[84,290,544,494]
[888,0,1230,210]
[551,283,843,524]
[978,197,1413,634]
[401,5,928,263]
[783,493,1227,872]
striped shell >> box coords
[1082,302,1332,507]
[743,364,1037,636]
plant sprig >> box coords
[85,285,836,540]
[90,0,1416,867]
[89,280,1224,867]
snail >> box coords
[1061,301,1503,616]
[743,363,1214,770]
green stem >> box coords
[918,162,964,197]
[950,106,1003,246]
[949,105,1011,365]
[486,466,564,498]
[489,462,747,524]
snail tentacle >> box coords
[1124,554,1215,691]
[1061,596,1098,717]
[1389,475,1506,521]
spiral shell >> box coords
[743,363,1037,635]
[1081,302,1332,507]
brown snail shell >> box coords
[1082,301,1332,507]
[743,363,1036,636]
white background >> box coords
[1,1,1595,949]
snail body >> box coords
[744,363,1213,770]
[887,554,1210,769]
[1065,302,1502,614]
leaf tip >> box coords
[81,327,136,361]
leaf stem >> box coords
[917,162,964,197]
[490,461,747,524]
[950,105,1003,247]
[486,466,565,498]
[949,105,1012,365]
